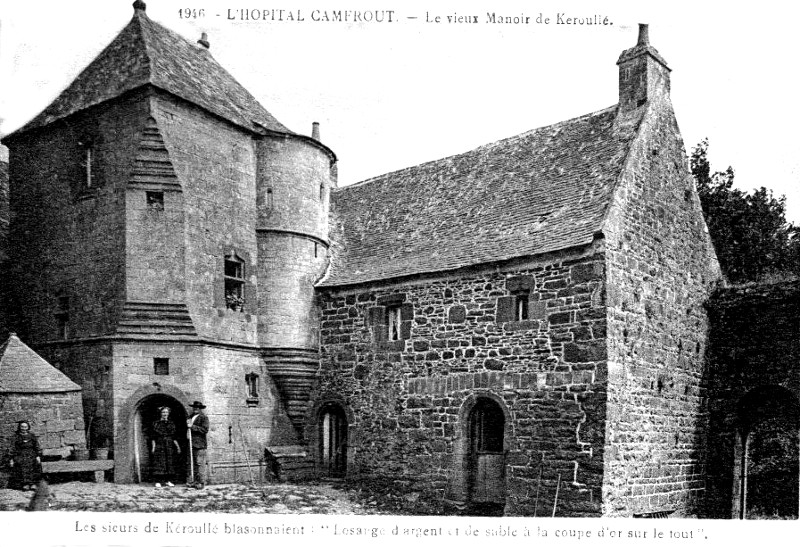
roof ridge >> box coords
[336,105,619,192]
[597,103,651,237]
[133,9,156,85]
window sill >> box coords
[246,397,259,407]
[377,340,407,352]
[502,319,539,332]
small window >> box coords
[314,242,318,258]
[319,183,325,202]
[266,188,274,208]
[154,358,169,375]
[55,294,70,339]
[79,141,94,188]
[515,293,529,321]
[246,373,259,403]
[146,191,164,211]
[387,305,402,341]
[224,254,246,311]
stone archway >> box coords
[308,396,354,479]
[318,402,348,478]
[732,385,800,519]
[116,385,191,483]
[448,391,511,515]
[133,394,189,484]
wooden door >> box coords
[320,405,348,477]
[469,399,506,504]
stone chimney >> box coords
[311,122,320,141]
[198,32,210,49]
[617,24,670,112]
[132,0,146,13]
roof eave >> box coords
[317,235,606,290]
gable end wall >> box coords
[602,100,721,516]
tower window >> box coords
[79,141,94,188]
[146,191,164,211]
[55,294,69,339]
[224,254,246,311]
[266,187,274,208]
[154,358,169,375]
[319,183,325,202]
[246,373,259,404]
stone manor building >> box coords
[2,3,796,518]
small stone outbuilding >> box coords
[0,334,86,467]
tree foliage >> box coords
[690,139,800,283]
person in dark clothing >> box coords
[9,421,42,491]
[186,401,209,489]
[150,407,180,487]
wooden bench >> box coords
[41,460,115,483]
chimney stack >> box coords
[132,0,146,13]
[637,23,650,46]
[616,23,670,113]
[311,122,320,141]
[198,32,210,49]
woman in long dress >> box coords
[9,421,42,491]
[150,407,181,487]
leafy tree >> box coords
[690,140,800,283]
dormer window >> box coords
[224,254,245,311]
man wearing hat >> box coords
[186,401,209,489]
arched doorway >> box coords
[468,397,506,510]
[733,386,800,519]
[132,394,189,484]
[319,403,348,478]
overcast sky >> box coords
[2,0,799,222]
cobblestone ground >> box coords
[0,481,381,513]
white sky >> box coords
[2,0,799,222]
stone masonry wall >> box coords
[602,98,721,516]
[0,391,86,460]
[255,134,333,350]
[705,280,800,518]
[153,94,258,345]
[39,343,114,451]
[108,341,296,484]
[317,246,608,516]
[7,94,148,343]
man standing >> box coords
[187,401,209,489]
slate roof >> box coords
[320,106,644,287]
[0,334,81,393]
[8,6,291,138]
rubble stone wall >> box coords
[317,245,608,516]
[601,99,721,516]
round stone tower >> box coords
[255,124,336,436]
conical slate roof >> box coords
[0,334,81,393]
[9,3,291,137]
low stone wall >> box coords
[0,390,86,487]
